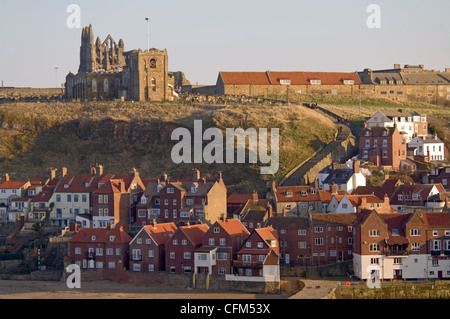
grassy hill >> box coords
[0,100,337,193]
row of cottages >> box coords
[0,166,227,230]
[353,210,450,281]
[135,170,227,226]
[0,172,61,225]
[353,178,448,214]
[68,219,280,282]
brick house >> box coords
[365,110,428,142]
[165,223,209,274]
[267,213,356,266]
[136,170,227,226]
[129,222,177,272]
[266,181,321,217]
[91,179,129,229]
[194,219,249,275]
[425,166,450,191]
[390,184,446,213]
[352,178,402,201]
[68,227,132,271]
[231,227,280,281]
[359,123,407,170]
[236,190,272,232]
[353,210,450,280]
[227,193,252,217]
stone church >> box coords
[65,25,174,101]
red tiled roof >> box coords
[422,212,450,228]
[227,194,252,204]
[275,185,320,203]
[216,219,250,237]
[0,181,29,189]
[69,228,132,244]
[143,222,177,245]
[180,224,209,246]
[219,72,271,85]
[219,71,361,86]
[268,71,361,85]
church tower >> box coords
[78,24,96,73]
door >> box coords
[285,254,290,265]
[438,271,443,280]
[338,251,344,262]
[394,269,402,280]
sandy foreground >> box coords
[0,279,292,299]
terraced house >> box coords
[353,210,450,281]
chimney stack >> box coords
[61,167,68,178]
[4,173,9,182]
[271,180,277,192]
[193,168,200,181]
[332,161,339,171]
[282,206,286,217]
[48,167,57,180]
[267,203,273,218]
[353,158,360,174]
[252,190,258,203]
[331,182,337,195]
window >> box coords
[183,252,191,259]
[92,78,97,93]
[369,243,380,252]
[217,252,227,260]
[298,242,307,249]
[214,227,220,233]
[209,238,215,246]
[74,195,79,202]
[67,194,72,202]
[82,194,87,202]
[148,250,154,257]
[285,191,293,197]
[315,238,323,245]
[314,227,323,233]
[431,240,441,251]
[167,188,174,194]
[411,242,420,251]
[173,199,177,205]
[75,247,81,255]
[169,252,175,259]
[198,254,207,261]
[257,242,264,249]
[310,79,321,85]
[392,229,399,236]
[410,229,422,236]
[246,242,252,248]
[298,229,306,236]
[149,58,157,68]
[103,79,109,92]
[186,199,194,205]
[433,230,439,237]
[369,229,380,237]
[219,238,226,246]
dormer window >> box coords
[343,80,354,85]
[300,191,307,196]
[310,79,321,85]
[141,196,148,204]
[109,236,115,242]
[167,187,174,194]
[92,235,96,241]
[285,191,293,197]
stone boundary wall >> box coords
[0,88,64,102]
[335,280,450,299]
[62,269,281,294]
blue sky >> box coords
[0,0,449,87]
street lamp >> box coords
[54,67,59,88]
[145,18,150,51]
